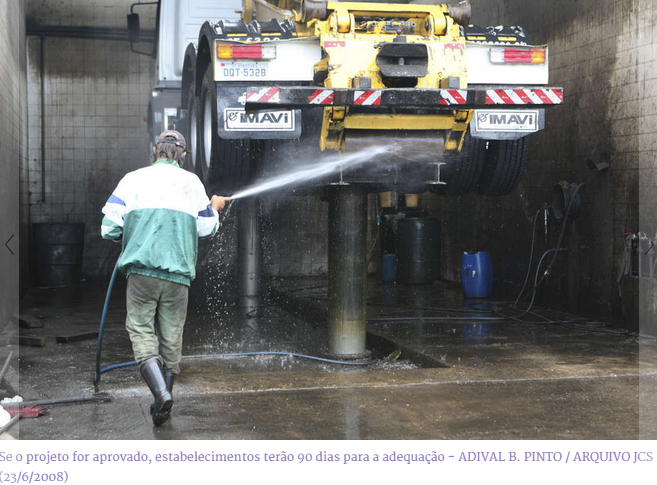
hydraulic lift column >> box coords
[237,197,261,320]
[328,184,368,358]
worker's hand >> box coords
[211,195,231,212]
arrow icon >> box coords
[5,234,15,256]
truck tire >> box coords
[429,133,485,195]
[198,65,252,192]
[182,83,198,173]
[475,136,530,196]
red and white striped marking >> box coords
[308,89,334,105]
[439,89,467,105]
[246,88,281,104]
[486,88,563,105]
[354,90,382,106]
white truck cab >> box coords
[141,0,243,146]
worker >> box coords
[100,130,230,426]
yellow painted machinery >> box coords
[294,0,472,153]
[180,0,563,195]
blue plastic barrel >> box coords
[382,253,396,282]
[461,251,493,298]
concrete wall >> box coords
[0,0,27,328]
[262,196,329,276]
[421,0,655,327]
[25,0,157,279]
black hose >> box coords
[513,183,585,313]
[94,261,119,388]
[367,316,505,323]
[525,248,568,312]
[515,208,542,306]
[94,261,376,387]
[542,182,585,281]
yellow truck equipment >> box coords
[174,0,562,195]
[127,0,564,357]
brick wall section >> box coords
[419,0,655,326]
[25,0,156,279]
[26,0,156,29]
[0,0,26,327]
[23,0,332,281]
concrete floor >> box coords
[13,277,657,440]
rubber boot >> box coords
[164,371,174,394]
[157,371,175,423]
[140,358,173,426]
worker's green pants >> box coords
[125,274,189,375]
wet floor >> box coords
[15,277,657,439]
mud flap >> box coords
[216,86,302,140]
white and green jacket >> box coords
[101,159,219,286]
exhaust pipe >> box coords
[448,1,471,26]
[300,0,328,22]
[302,1,471,26]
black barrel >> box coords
[396,218,440,284]
[32,223,85,287]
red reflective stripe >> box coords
[485,93,495,105]
[246,88,279,103]
[323,91,335,104]
[496,90,514,104]
[515,90,531,104]
[450,90,466,104]
[534,89,552,104]
[308,90,323,103]
[353,90,381,105]
[308,90,334,104]
[354,91,373,105]
[554,89,564,102]
[369,92,381,105]
[258,88,279,103]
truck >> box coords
[128,0,562,197]
[128,0,564,357]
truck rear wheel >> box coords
[198,65,252,193]
[475,136,530,196]
[182,83,198,173]
[429,133,485,196]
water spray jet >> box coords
[229,146,390,200]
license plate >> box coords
[217,62,268,80]
[224,108,295,131]
[473,109,539,133]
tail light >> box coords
[489,48,545,64]
[216,44,276,60]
